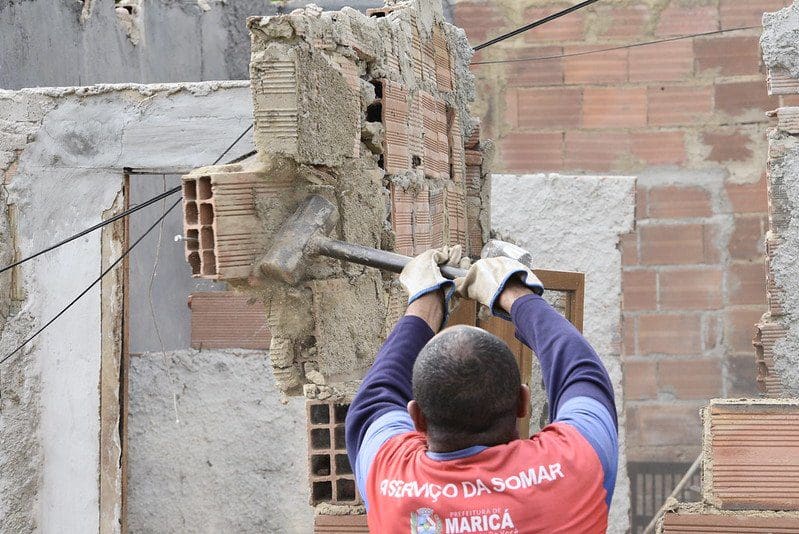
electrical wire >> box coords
[473,0,603,51]
[0,197,182,366]
[0,123,254,366]
[0,123,252,275]
[0,186,181,275]
[472,25,759,65]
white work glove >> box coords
[399,245,467,309]
[455,256,544,320]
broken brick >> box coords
[188,292,270,349]
[703,399,799,510]
[307,400,361,506]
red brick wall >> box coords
[455,0,795,462]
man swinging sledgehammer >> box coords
[345,247,618,533]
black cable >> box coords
[472,25,759,65]
[473,0,603,51]
[0,186,181,275]
[0,198,182,366]
[0,124,253,275]
[212,123,253,165]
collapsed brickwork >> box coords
[182,0,490,401]
[755,1,799,397]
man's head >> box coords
[408,325,530,452]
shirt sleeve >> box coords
[344,315,434,492]
[353,410,414,510]
[510,293,618,428]
[556,396,618,507]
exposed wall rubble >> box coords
[183,0,491,400]
[755,2,799,397]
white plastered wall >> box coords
[0,82,306,532]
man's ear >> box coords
[408,400,428,432]
[516,384,531,419]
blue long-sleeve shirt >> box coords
[345,293,618,513]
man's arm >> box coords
[344,292,444,507]
[499,281,618,506]
[499,282,617,425]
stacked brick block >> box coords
[657,400,799,532]
[754,86,799,396]
[307,401,359,507]
[455,0,794,463]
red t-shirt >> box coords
[365,422,608,534]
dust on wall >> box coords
[182,0,491,401]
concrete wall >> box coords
[0,82,317,532]
[492,173,636,534]
[453,0,796,465]
[0,0,397,91]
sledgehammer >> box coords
[258,195,538,288]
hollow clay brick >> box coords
[648,85,714,127]
[188,292,270,350]
[182,162,294,280]
[715,81,776,117]
[314,515,369,533]
[629,40,693,83]
[753,320,788,397]
[768,67,799,95]
[564,45,627,84]
[766,234,786,316]
[694,35,762,77]
[306,400,361,506]
[647,186,712,219]
[446,185,468,248]
[448,110,465,183]
[433,26,453,92]
[721,0,791,30]
[655,5,718,37]
[596,5,649,40]
[523,4,585,42]
[704,400,799,511]
[382,80,411,174]
[251,59,299,155]
[662,509,799,533]
[391,184,432,256]
[776,106,799,134]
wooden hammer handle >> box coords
[313,235,468,280]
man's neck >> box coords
[426,428,520,453]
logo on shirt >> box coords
[410,507,443,534]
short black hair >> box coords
[412,325,521,437]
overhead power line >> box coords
[0,198,181,365]
[472,26,759,66]
[0,124,253,275]
[473,0,603,51]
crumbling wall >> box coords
[491,173,635,534]
[755,1,799,396]
[180,0,490,404]
[0,82,263,532]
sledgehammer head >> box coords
[259,195,339,285]
[480,239,534,267]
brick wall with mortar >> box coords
[453,0,797,463]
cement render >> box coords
[0,0,391,91]
[127,349,312,534]
[0,83,254,530]
[491,173,636,534]
[767,131,799,395]
[762,1,799,79]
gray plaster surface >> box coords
[767,131,799,395]
[0,82,255,530]
[0,0,391,90]
[491,173,636,534]
[127,349,312,534]
[128,173,225,354]
[762,2,799,78]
